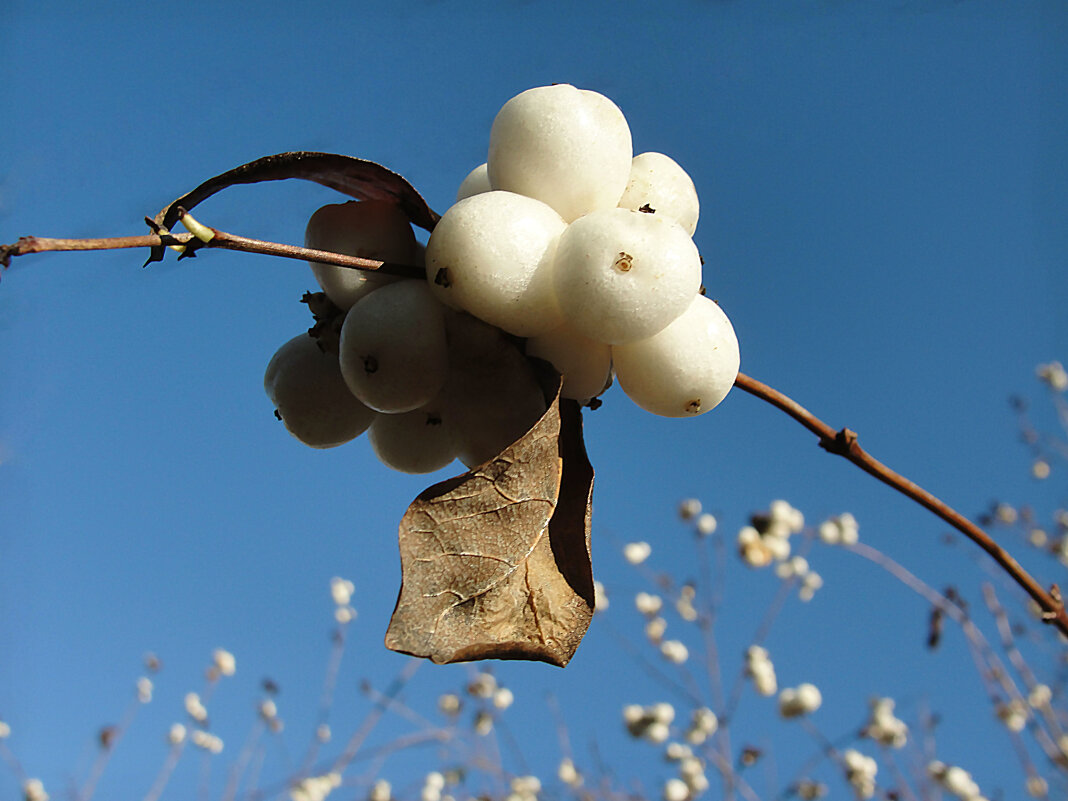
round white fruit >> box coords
[456,163,491,201]
[440,312,547,468]
[552,207,702,345]
[369,398,457,474]
[264,333,376,448]
[525,324,612,403]
[618,152,700,236]
[305,200,418,310]
[612,295,740,417]
[425,191,566,337]
[338,280,449,413]
[487,84,633,223]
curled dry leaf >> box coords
[148,151,440,264]
[385,376,595,667]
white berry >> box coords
[488,84,633,222]
[612,295,739,417]
[618,152,700,236]
[338,280,449,413]
[264,333,376,448]
[553,208,702,344]
[426,191,566,337]
[304,200,418,310]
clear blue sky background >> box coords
[2,1,1066,799]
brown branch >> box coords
[734,371,1068,640]
[5,228,1063,638]
[1,226,425,280]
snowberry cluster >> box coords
[264,84,739,474]
[430,84,739,416]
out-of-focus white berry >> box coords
[612,295,739,416]
[213,649,236,677]
[819,513,859,545]
[467,672,497,698]
[558,757,582,787]
[645,617,667,643]
[676,592,698,622]
[368,399,458,474]
[686,707,718,744]
[259,699,278,721]
[167,723,186,745]
[624,541,652,565]
[996,503,1018,524]
[770,500,804,532]
[555,208,702,345]
[651,702,676,725]
[678,499,702,520]
[192,730,224,753]
[1026,776,1048,797]
[1037,360,1068,391]
[488,84,633,223]
[663,777,690,801]
[317,724,331,743]
[738,526,774,567]
[928,761,983,800]
[137,676,153,703]
[335,606,355,624]
[996,699,1028,732]
[493,687,514,710]
[304,201,416,310]
[291,772,342,801]
[746,646,778,696]
[456,163,491,202]
[594,580,609,611]
[510,775,541,796]
[331,577,354,607]
[185,692,208,722]
[0,720,9,738]
[797,780,828,800]
[623,704,645,728]
[645,721,670,743]
[661,639,689,664]
[421,772,445,801]
[426,191,565,336]
[525,324,612,402]
[779,683,821,718]
[635,592,663,616]
[843,750,877,799]
[438,693,461,715]
[666,742,693,761]
[618,152,700,236]
[369,779,392,801]
[864,698,907,748]
[339,280,449,413]
[799,572,823,602]
[1028,684,1051,708]
[22,779,49,801]
[1032,460,1051,480]
[696,513,717,536]
[474,710,493,735]
[265,334,377,449]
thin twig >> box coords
[734,372,1068,639]
[1,228,423,279]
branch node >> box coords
[819,427,858,456]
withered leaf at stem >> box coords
[385,381,595,667]
[150,152,440,264]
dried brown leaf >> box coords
[148,152,439,264]
[385,380,595,667]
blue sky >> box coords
[2,1,1067,799]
